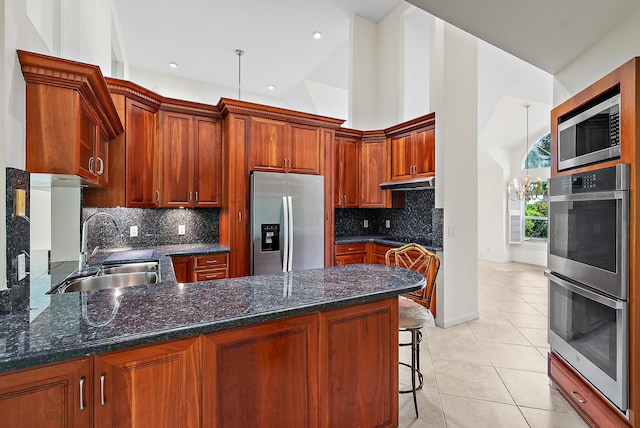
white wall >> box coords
[430,18,479,327]
[50,187,80,262]
[349,15,378,130]
[554,4,640,105]
[30,188,51,251]
[403,8,430,121]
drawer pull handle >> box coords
[205,260,218,264]
[571,391,586,404]
[205,274,219,278]
[100,374,106,406]
[79,376,85,410]
[348,247,354,251]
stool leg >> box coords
[411,329,419,418]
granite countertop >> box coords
[335,235,442,252]
[0,260,424,372]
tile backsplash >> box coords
[335,190,443,247]
[82,207,220,250]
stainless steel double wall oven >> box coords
[546,163,629,413]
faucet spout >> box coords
[79,212,125,273]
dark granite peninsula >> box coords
[0,262,423,428]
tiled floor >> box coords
[398,260,589,428]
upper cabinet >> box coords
[18,50,123,187]
[334,133,360,208]
[387,113,436,181]
[160,110,222,207]
[360,132,400,208]
[249,117,322,175]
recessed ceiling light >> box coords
[169,62,178,68]
[312,31,322,40]
[267,84,275,91]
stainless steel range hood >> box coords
[379,176,435,191]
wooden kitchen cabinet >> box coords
[319,298,398,427]
[334,137,360,207]
[360,135,404,208]
[171,253,229,283]
[334,243,368,265]
[94,337,201,428]
[0,358,91,428]
[18,50,123,188]
[202,314,319,428]
[160,112,222,207]
[387,114,436,182]
[249,117,322,174]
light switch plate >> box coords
[178,224,186,235]
[17,253,26,281]
[130,226,138,237]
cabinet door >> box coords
[373,244,394,265]
[390,134,413,180]
[335,253,367,266]
[334,139,343,206]
[250,116,286,172]
[360,139,389,208]
[161,111,194,207]
[94,338,200,428]
[171,256,193,283]
[341,138,360,207]
[194,116,222,207]
[126,99,158,208]
[95,130,109,187]
[414,127,435,177]
[202,314,319,428]
[78,103,98,181]
[288,123,321,174]
[0,358,91,428]
[319,298,398,427]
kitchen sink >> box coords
[48,261,160,294]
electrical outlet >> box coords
[385,220,390,229]
[178,224,186,235]
[129,226,138,237]
[17,253,26,281]
[364,220,369,228]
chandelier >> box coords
[508,104,542,202]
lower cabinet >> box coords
[94,338,201,428]
[334,243,368,266]
[0,358,91,428]
[171,253,229,283]
[0,298,399,427]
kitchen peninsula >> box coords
[0,256,424,427]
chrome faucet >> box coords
[79,212,125,273]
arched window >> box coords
[523,133,551,169]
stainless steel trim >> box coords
[287,195,294,271]
[282,196,289,273]
[558,93,620,131]
[79,376,85,410]
[558,147,620,171]
[547,190,624,202]
[544,271,623,309]
[100,374,105,406]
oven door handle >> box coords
[544,271,624,309]
[547,190,625,202]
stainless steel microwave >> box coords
[557,93,620,171]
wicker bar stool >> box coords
[386,243,439,418]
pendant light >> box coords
[508,104,542,202]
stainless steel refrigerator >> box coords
[250,171,324,275]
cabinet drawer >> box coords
[193,253,228,270]
[194,268,228,282]
[548,352,629,428]
[335,243,367,255]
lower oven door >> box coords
[546,271,628,411]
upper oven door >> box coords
[548,189,628,299]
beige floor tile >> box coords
[520,407,589,428]
[492,300,542,314]
[440,395,529,428]
[508,285,548,295]
[480,341,547,372]
[426,324,493,366]
[398,391,446,427]
[432,360,514,404]
[520,293,550,304]
[470,309,513,326]
[504,312,548,329]
[517,326,550,348]
[530,302,548,316]
[497,367,578,413]
[468,322,530,345]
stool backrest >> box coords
[385,243,440,310]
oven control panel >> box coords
[549,163,629,195]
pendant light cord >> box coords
[235,49,244,100]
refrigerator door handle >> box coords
[282,196,289,272]
[287,195,294,272]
